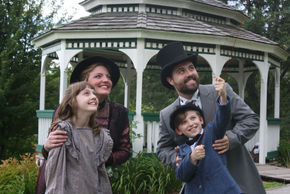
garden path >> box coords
[256,164,290,194]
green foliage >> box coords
[0,0,42,160]
[0,0,61,160]
[278,139,290,167]
[45,63,60,110]
[108,153,182,194]
[0,153,38,194]
[128,70,177,113]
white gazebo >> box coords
[33,0,289,164]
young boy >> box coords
[170,77,243,194]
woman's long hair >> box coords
[55,81,101,135]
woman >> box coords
[36,56,130,193]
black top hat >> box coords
[156,42,198,89]
[70,56,120,87]
[170,103,204,130]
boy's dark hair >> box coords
[170,103,205,130]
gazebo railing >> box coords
[36,110,280,161]
[36,110,161,154]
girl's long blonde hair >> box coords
[55,81,101,135]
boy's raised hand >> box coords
[215,77,227,104]
[190,145,205,164]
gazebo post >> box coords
[120,60,135,108]
[121,39,157,155]
[274,68,280,118]
[256,54,270,164]
[56,45,82,102]
[228,60,252,99]
[56,41,68,103]
[40,55,49,110]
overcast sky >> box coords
[43,0,89,21]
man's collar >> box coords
[179,89,199,105]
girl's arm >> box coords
[45,125,68,193]
[45,122,75,193]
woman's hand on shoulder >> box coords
[44,127,68,152]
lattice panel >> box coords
[107,4,139,13]
[183,10,226,24]
[145,39,215,54]
[66,39,137,49]
[221,46,264,61]
[146,5,178,15]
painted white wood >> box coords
[228,60,252,99]
[56,46,82,102]
[32,29,288,61]
[120,60,135,108]
[274,68,280,118]
[120,39,157,155]
[143,121,160,153]
[255,55,270,164]
[147,122,152,153]
[267,123,280,152]
[153,121,159,153]
[38,118,52,145]
[40,56,47,110]
[80,0,245,24]
[201,46,229,83]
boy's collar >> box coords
[186,128,204,145]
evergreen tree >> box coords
[0,0,55,160]
[228,0,290,141]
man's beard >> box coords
[179,76,199,95]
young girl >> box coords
[45,81,113,194]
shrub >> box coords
[108,153,182,194]
[0,152,182,194]
[278,139,290,167]
[0,153,38,194]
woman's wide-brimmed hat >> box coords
[156,42,198,89]
[70,56,120,87]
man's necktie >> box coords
[186,99,197,106]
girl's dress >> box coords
[45,120,113,194]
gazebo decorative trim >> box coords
[66,38,137,49]
[145,39,216,55]
[221,46,264,61]
[107,4,139,13]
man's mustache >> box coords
[184,76,196,83]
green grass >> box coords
[263,181,284,189]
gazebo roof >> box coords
[51,12,277,46]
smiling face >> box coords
[76,86,98,114]
[175,110,204,138]
[87,65,112,102]
[167,61,200,99]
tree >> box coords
[0,0,57,160]
[226,0,290,141]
